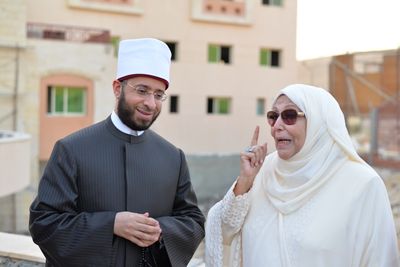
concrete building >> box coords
[299,50,400,168]
[0,0,298,233]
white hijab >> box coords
[205,84,386,267]
[263,84,377,214]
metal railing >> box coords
[27,22,111,44]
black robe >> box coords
[29,117,205,266]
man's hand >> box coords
[114,212,162,247]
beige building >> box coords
[0,0,298,232]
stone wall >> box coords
[0,256,44,267]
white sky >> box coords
[296,0,400,60]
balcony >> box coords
[0,232,44,265]
[27,22,111,44]
[67,0,144,15]
[191,0,252,26]
[203,0,245,16]
[0,131,30,197]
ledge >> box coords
[0,130,31,197]
[0,232,45,263]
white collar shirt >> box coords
[111,110,144,136]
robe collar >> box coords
[106,116,147,144]
[111,110,144,136]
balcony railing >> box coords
[27,22,111,44]
[203,0,245,16]
[191,0,251,26]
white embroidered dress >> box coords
[205,84,399,267]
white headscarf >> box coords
[263,84,377,214]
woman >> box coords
[205,84,399,267]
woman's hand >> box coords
[234,126,267,196]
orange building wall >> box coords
[330,52,399,115]
[383,53,400,95]
[39,74,94,160]
[356,73,384,112]
[329,55,354,114]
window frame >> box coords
[207,97,232,115]
[165,41,178,61]
[260,48,281,67]
[256,98,266,115]
[47,85,87,116]
[261,0,283,6]
[208,44,231,64]
[169,95,179,113]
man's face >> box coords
[114,76,166,131]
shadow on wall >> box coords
[186,154,240,216]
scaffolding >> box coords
[330,51,400,169]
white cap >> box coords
[116,38,172,88]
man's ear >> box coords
[112,80,122,99]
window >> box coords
[111,36,120,57]
[354,61,381,74]
[262,0,282,6]
[165,42,177,61]
[207,97,231,114]
[260,48,281,67]
[47,85,86,115]
[169,95,179,113]
[208,44,231,64]
[256,98,266,115]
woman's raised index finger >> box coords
[250,126,259,146]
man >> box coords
[29,38,205,267]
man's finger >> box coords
[250,126,259,146]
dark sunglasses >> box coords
[266,109,305,126]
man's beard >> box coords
[117,90,160,131]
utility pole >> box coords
[12,45,21,233]
[13,45,20,131]
[397,47,400,155]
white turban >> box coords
[116,38,171,88]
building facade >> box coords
[0,0,298,232]
[299,50,400,168]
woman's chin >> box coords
[277,150,293,160]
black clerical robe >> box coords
[29,117,205,267]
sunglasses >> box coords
[266,109,305,126]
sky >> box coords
[296,0,400,60]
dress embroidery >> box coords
[206,189,250,267]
